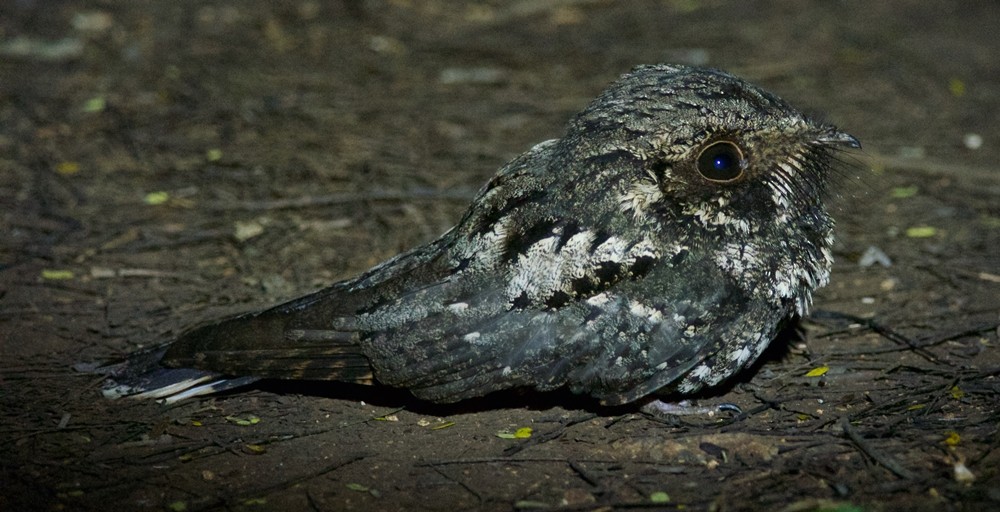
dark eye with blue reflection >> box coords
[697,141,745,182]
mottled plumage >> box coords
[99,64,859,405]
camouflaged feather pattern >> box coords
[100,64,859,405]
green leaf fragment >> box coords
[144,191,170,205]
[905,226,937,238]
[949,78,966,97]
[41,269,75,280]
[805,365,829,377]
[83,96,106,113]
[56,161,80,175]
[225,415,260,426]
[650,491,671,503]
[944,431,961,446]
[498,426,533,439]
[890,186,918,198]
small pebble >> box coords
[963,133,983,150]
[858,245,892,267]
[954,462,976,483]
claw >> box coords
[642,399,741,417]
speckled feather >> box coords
[100,64,859,405]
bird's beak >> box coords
[817,130,861,149]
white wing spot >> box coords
[691,364,712,380]
[628,300,663,324]
[586,293,611,306]
[447,302,469,313]
[728,346,752,366]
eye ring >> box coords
[696,141,745,182]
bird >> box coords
[97,64,860,406]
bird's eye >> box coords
[696,141,745,182]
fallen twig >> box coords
[209,189,478,212]
[839,416,916,480]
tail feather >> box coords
[79,235,451,403]
[128,373,258,403]
[160,307,373,383]
[83,345,260,403]
[83,287,375,402]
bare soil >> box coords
[2,1,998,511]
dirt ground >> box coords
[2,1,998,511]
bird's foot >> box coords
[641,399,742,417]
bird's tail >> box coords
[73,345,260,403]
[79,245,445,403]
[80,287,375,403]
[78,344,260,403]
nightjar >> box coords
[99,64,859,406]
